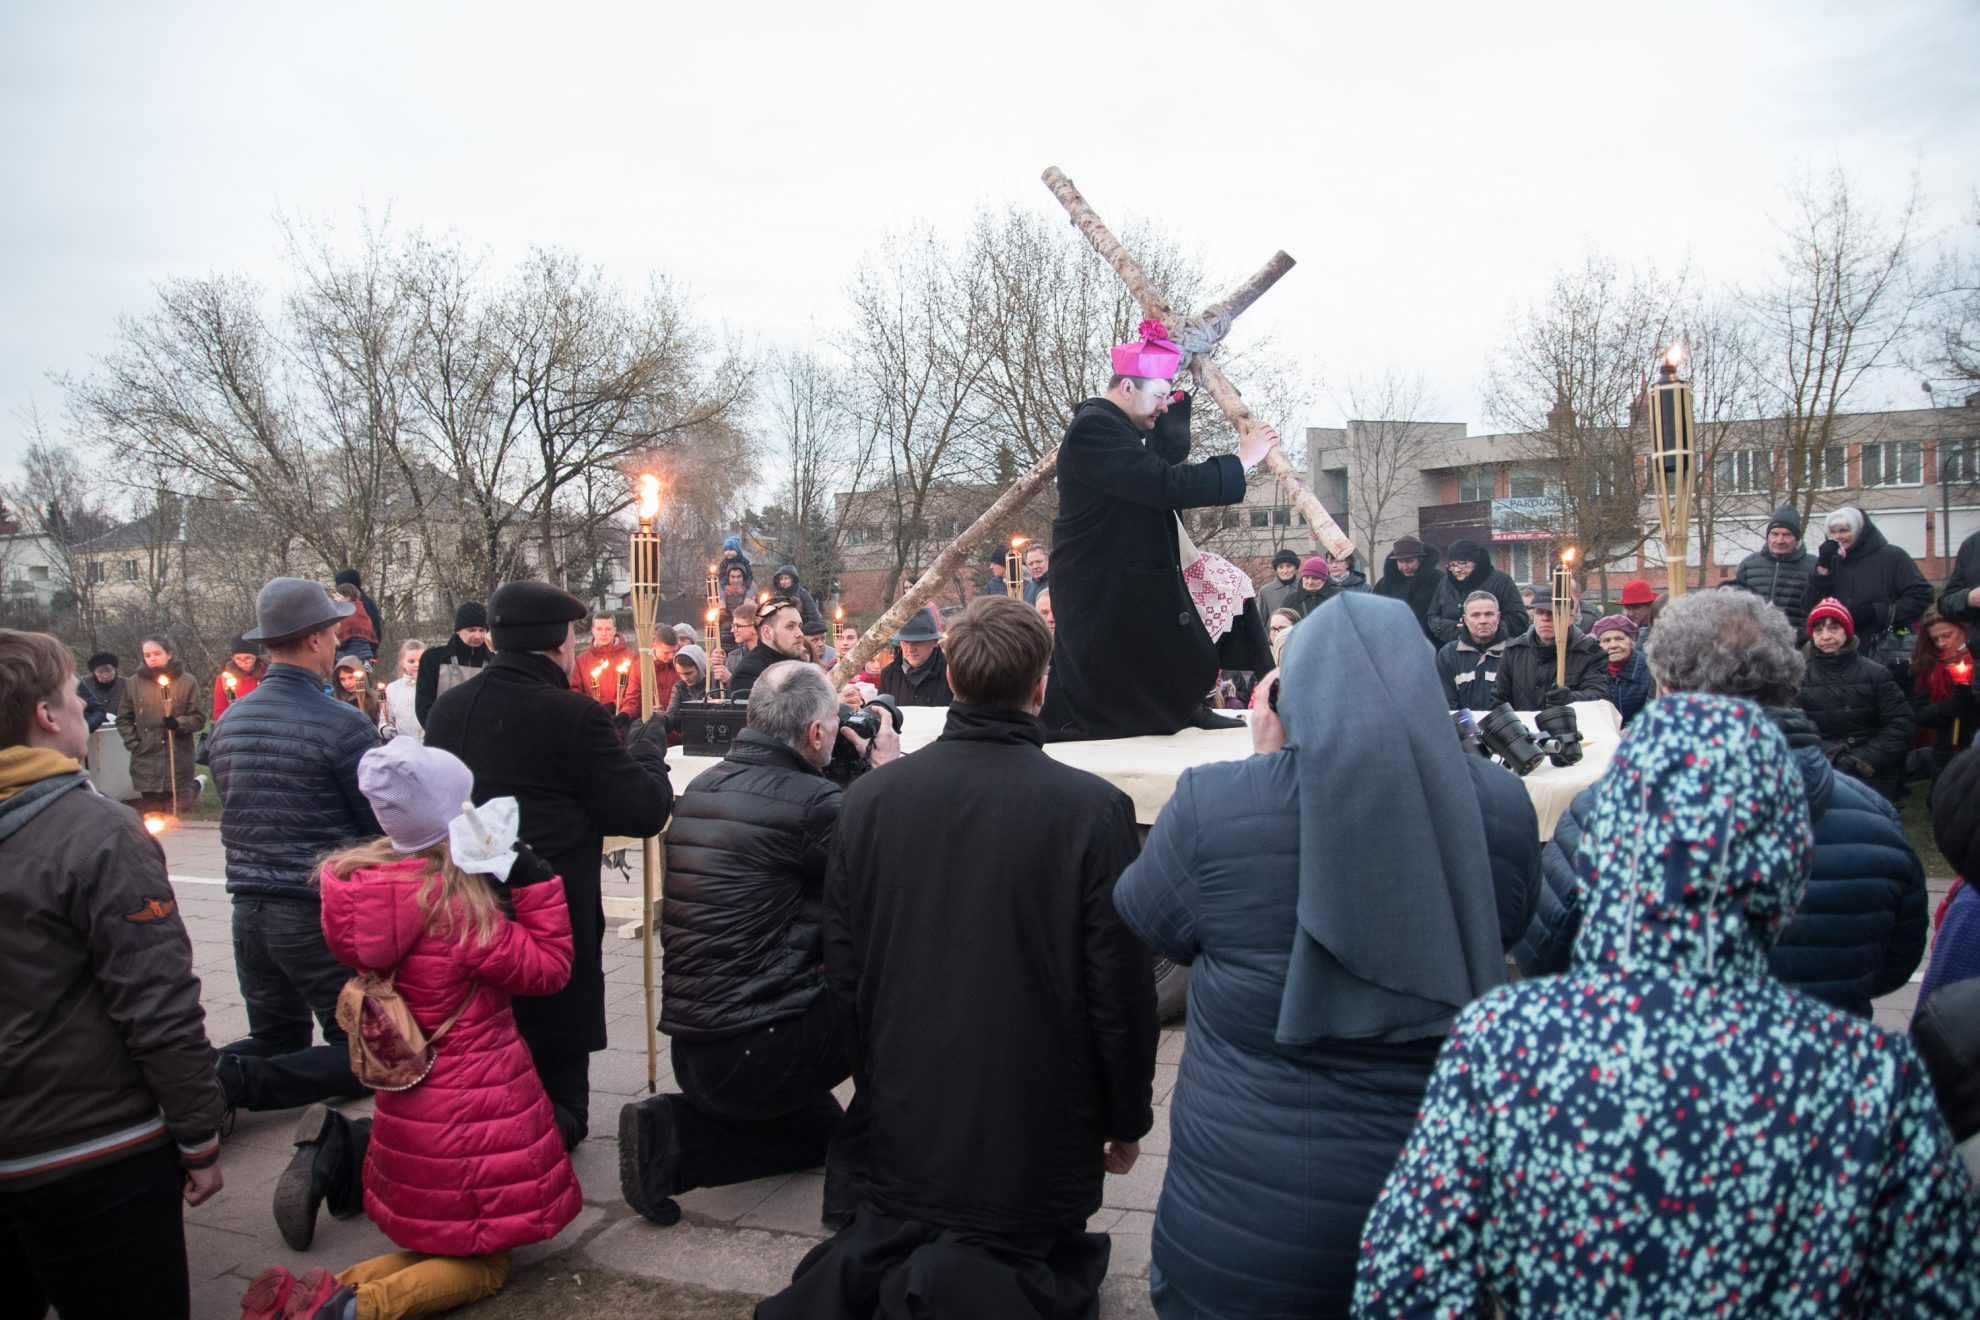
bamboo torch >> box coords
[1006,535,1028,596]
[157,672,178,819]
[705,563,726,699]
[1647,341,1696,600]
[1553,547,1578,690]
[628,472,665,1094]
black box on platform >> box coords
[676,701,746,756]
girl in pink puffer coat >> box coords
[240,740,582,1320]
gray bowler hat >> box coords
[240,577,354,643]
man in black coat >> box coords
[620,660,897,1229]
[725,597,809,697]
[1039,360,1280,739]
[760,598,1157,1320]
[423,580,673,1148]
[1436,590,1509,710]
[1426,538,1529,646]
[412,602,492,726]
[1939,526,1980,628]
[1731,505,1817,636]
[1374,535,1444,641]
[874,606,953,706]
[1491,595,1610,709]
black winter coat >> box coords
[1811,512,1933,639]
[874,648,953,706]
[1914,978,1980,1147]
[727,641,800,697]
[824,704,1157,1235]
[1491,627,1611,710]
[1515,707,1926,1016]
[413,633,493,726]
[1798,639,1915,789]
[207,664,382,900]
[424,651,673,1053]
[768,565,822,626]
[1041,397,1246,740]
[1373,545,1444,640]
[1436,630,1508,711]
[1425,544,1530,646]
[661,731,838,1042]
[1938,527,1980,627]
[1733,546,1816,636]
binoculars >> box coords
[1455,702,1582,776]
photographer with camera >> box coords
[1490,593,1610,711]
[620,660,897,1230]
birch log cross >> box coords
[827,167,1350,687]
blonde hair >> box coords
[321,836,504,946]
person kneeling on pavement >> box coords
[242,738,581,1320]
[621,660,899,1229]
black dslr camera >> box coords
[1475,703,1546,776]
[1532,703,1584,768]
[827,694,901,783]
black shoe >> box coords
[1185,705,1245,730]
[273,1105,356,1250]
[617,1096,683,1226]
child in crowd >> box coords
[238,740,581,1319]
[333,583,379,665]
[334,655,381,722]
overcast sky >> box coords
[4,0,1977,486]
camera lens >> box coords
[1477,703,1545,775]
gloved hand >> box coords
[1816,540,1840,573]
[1837,752,1877,782]
[1541,687,1574,709]
[625,717,668,764]
[506,844,556,889]
[612,710,635,736]
[160,715,180,733]
[1148,390,1192,462]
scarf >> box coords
[0,746,85,800]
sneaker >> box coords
[272,1105,354,1251]
[617,1096,683,1226]
[309,1284,357,1320]
[281,1268,341,1318]
[239,1266,296,1320]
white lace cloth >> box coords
[1175,515,1254,640]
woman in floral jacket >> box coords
[1355,692,1980,1318]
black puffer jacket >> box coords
[206,663,382,900]
[1938,527,1980,627]
[1491,626,1611,710]
[1732,505,1816,635]
[1516,706,1926,1017]
[1811,508,1933,640]
[1798,638,1915,792]
[1373,544,1443,639]
[1425,540,1530,646]
[661,730,839,1042]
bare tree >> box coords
[1485,248,1681,587]
[1747,165,1929,522]
[1680,293,1767,589]
[761,345,876,596]
[1927,193,1980,392]
[1335,370,1444,559]
[4,407,118,641]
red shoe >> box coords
[282,1268,342,1318]
[239,1266,296,1320]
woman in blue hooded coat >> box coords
[1113,592,1542,1319]
[1356,693,1980,1318]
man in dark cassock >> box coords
[758,597,1157,1320]
[423,580,673,1148]
[1039,320,1279,741]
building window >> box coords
[1249,509,1270,528]
[1862,440,1922,488]
[1507,542,1542,583]
[87,561,103,585]
[122,559,138,581]
[1458,468,1492,502]
[1508,466,1551,499]
[1943,437,1980,486]
[1799,445,1846,491]
[1713,448,1771,494]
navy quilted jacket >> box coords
[206,664,382,900]
[1114,750,1538,1319]
[1514,706,1926,1015]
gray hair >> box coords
[1644,590,1802,707]
[1463,590,1499,609]
[1824,506,1864,538]
[745,660,837,748]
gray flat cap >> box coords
[241,577,353,643]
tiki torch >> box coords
[628,472,665,1094]
[1553,547,1578,690]
[157,672,178,818]
[1954,656,1973,749]
[614,657,631,707]
[1648,341,1696,600]
[704,562,725,699]
[1007,535,1028,596]
[589,660,608,701]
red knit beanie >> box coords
[1807,597,1854,637]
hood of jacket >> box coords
[1572,693,1813,982]
[1444,539,1495,578]
[773,563,801,588]
[1840,510,1892,560]
[318,858,440,972]
[1804,635,1863,668]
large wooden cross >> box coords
[828,167,1352,687]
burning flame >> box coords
[223,672,237,691]
[635,473,661,523]
[1560,546,1578,565]
[834,606,844,622]
[706,607,720,622]
[142,813,173,836]
[591,661,608,679]
[1664,340,1685,370]
[156,674,170,688]
[1011,535,1028,550]
[758,591,769,605]
[616,658,632,674]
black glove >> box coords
[1148,389,1192,463]
[1817,540,1840,573]
[625,717,668,764]
[1837,753,1878,782]
[612,710,635,736]
[159,715,180,732]
[1541,687,1573,709]
[506,844,556,889]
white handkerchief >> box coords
[449,796,521,880]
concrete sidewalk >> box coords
[165,823,1168,1318]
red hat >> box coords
[1807,597,1854,637]
[1619,579,1656,606]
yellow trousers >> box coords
[335,1250,511,1320]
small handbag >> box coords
[335,971,475,1092]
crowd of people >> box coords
[6,329,1980,1319]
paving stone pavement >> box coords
[163,823,1947,1319]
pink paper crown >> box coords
[1110,318,1181,380]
